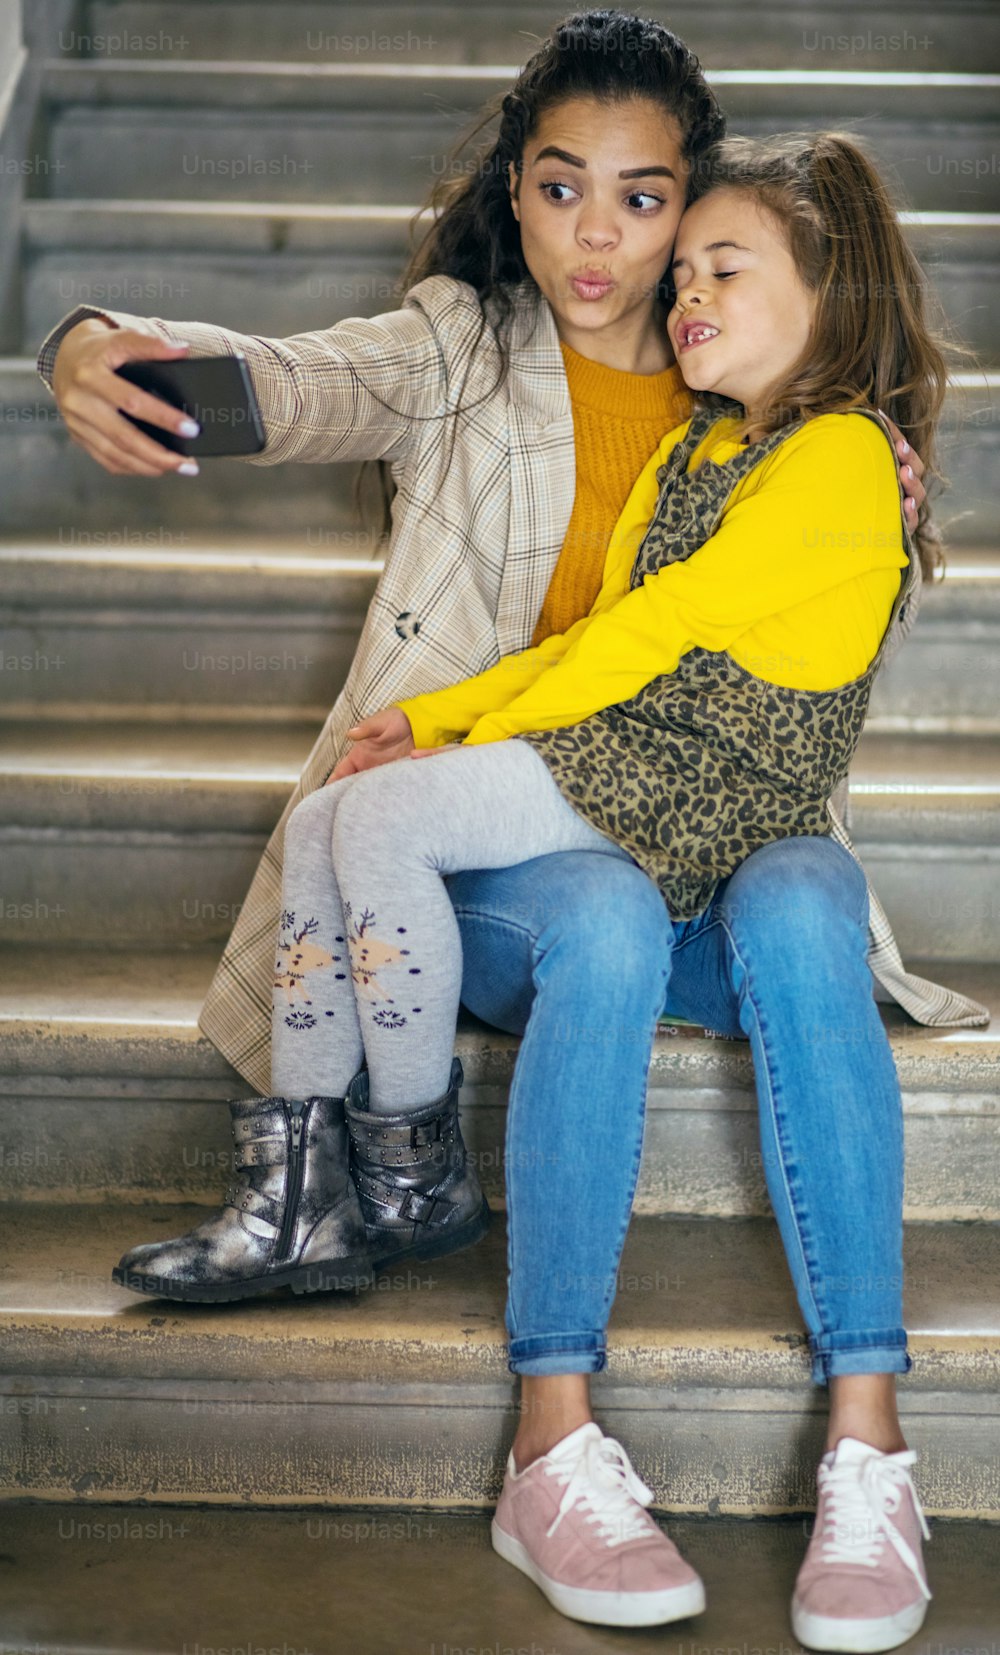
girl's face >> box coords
[667,186,818,417]
[507,95,689,361]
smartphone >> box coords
[114,353,266,457]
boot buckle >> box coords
[397,1188,442,1224]
[409,1118,443,1149]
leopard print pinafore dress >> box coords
[515,405,919,923]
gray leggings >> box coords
[272,738,636,1112]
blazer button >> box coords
[395,611,421,640]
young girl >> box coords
[117,129,946,1649]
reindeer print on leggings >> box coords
[274,911,347,1033]
[344,899,423,1031]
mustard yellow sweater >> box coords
[529,339,692,644]
[396,408,908,749]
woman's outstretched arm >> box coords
[36,282,460,476]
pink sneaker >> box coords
[491,1421,706,1627]
[792,1436,932,1652]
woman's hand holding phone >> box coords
[51,321,203,478]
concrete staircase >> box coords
[1,0,999,1571]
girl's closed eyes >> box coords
[667,187,817,419]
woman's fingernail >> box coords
[179,418,200,437]
[900,441,910,455]
[177,460,199,476]
[903,465,913,480]
[905,496,915,512]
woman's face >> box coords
[667,186,818,416]
[507,95,689,357]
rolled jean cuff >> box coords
[810,1329,912,1385]
[508,1331,607,1377]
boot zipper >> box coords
[274,1101,307,1262]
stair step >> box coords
[866,547,1000,732]
[22,200,999,260]
[1,719,997,952]
[35,65,1000,211]
[0,536,381,716]
[0,714,309,947]
[79,0,1000,73]
[0,941,996,1217]
[850,732,1000,844]
[1,1201,997,1512]
[37,60,1000,111]
[2,1499,996,1652]
[3,537,1000,724]
[3,359,998,543]
[20,205,1000,366]
[0,714,320,830]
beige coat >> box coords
[37,276,990,1092]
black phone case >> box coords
[114,354,267,456]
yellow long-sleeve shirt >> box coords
[396,411,909,749]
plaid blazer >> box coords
[37,276,991,1092]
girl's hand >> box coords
[880,412,926,532]
[327,706,415,782]
[51,320,203,478]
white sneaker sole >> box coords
[791,1591,929,1652]
[491,1518,706,1627]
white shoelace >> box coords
[544,1433,657,1547]
[817,1448,932,1601]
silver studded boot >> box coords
[112,1088,374,1301]
[344,1056,491,1268]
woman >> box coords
[38,10,988,1647]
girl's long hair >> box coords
[687,132,961,581]
[357,8,725,538]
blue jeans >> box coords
[444,834,911,1386]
